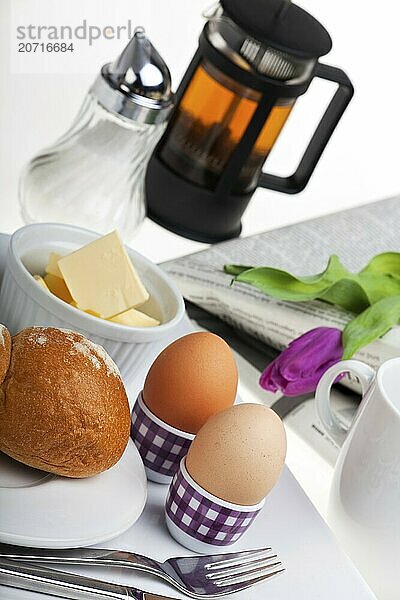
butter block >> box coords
[109,307,160,328]
[84,309,102,317]
[58,231,149,318]
[70,300,101,318]
[33,274,50,291]
[45,252,63,278]
[44,273,74,304]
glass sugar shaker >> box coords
[19,27,174,241]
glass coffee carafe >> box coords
[158,59,295,194]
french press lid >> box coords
[91,27,174,125]
[220,0,332,59]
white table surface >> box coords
[1,470,375,600]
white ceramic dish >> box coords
[0,440,147,549]
[0,223,185,385]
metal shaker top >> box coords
[91,27,174,125]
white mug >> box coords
[316,358,400,600]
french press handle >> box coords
[259,64,354,194]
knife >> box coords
[0,558,176,600]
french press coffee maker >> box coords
[146,0,353,242]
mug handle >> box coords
[259,64,354,194]
[315,360,375,447]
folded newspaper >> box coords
[162,196,400,464]
[163,196,400,373]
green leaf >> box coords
[361,252,400,276]
[320,278,370,313]
[357,272,400,304]
[224,254,400,317]
[224,265,253,276]
[342,295,400,359]
[312,254,350,283]
[231,266,331,301]
[226,255,361,306]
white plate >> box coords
[0,440,147,548]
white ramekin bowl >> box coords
[0,224,185,385]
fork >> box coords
[0,544,284,598]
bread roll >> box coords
[0,325,11,385]
[0,327,130,478]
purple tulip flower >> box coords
[260,327,343,396]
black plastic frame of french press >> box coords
[145,23,353,242]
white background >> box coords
[0,0,399,261]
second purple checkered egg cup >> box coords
[131,393,195,484]
[166,458,265,553]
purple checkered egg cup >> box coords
[131,393,195,484]
[165,458,265,554]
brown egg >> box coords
[186,404,286,506]
[143,332,238,434]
